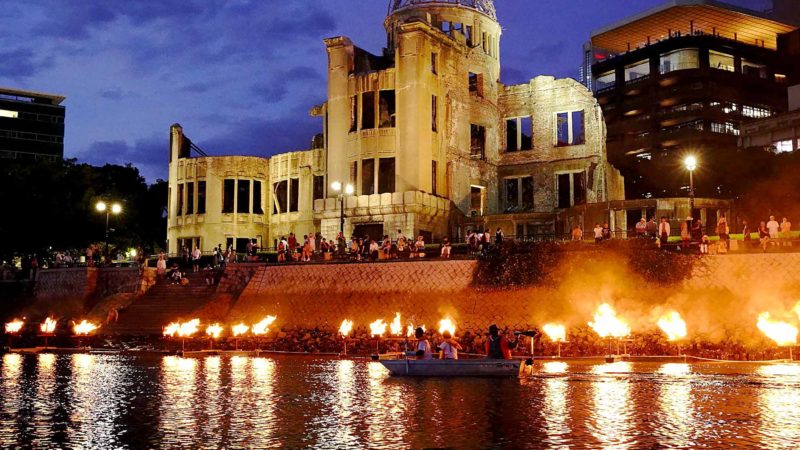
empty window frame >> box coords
[222,179,235,213]
[470,124,486,159]
[350,161,358,187]
[379,90,396,128]
[362,158,375,195]
[431,52,438,74]
[253,180,263,214]
[431,95,438,132]
[379,158,395,194]
[186,181,194,215]
[197,181,206,214]
[349,95,358,132]
[556,111,585,146]
[361,91,375,129]
[273,180,287,214]
[177,183,184,216]
[709,51,734,72]
[468,72,483,96]
[470,185,485,215]
[313,175,325,201]
[431,160,437,195]
[237,179,250,213]
[505,116,532,151]
[659,48,699,73]
[289,178,299,212]
[465,26,473,47]
[504,176,534,211]
[556,172,586,209]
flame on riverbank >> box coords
[657,311,688,341]
[542,323,567,342]
[438,318,456,336]
[232,323,249,337]
[73,320,98,336]
[163,319,200,337]
[757,313,798,347]
[252,316,277,336]
[406,324,426,337]
[339,319,353,337]
[5,319,23,334]
[206,323,223,339]
[369,319,387,337]
[588,304,630,338]
[389,313,403,336]
[40,317,57,334]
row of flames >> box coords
[4,318,98,336]
[8,302,800,349]
[162,316,277,338]
[337,313,453,338]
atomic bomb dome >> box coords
[388,0,497,21]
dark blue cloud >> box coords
[0,48,47,79]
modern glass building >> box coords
[0,87,66,161]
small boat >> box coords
[379,358,521,377]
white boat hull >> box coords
[380,359,520,377]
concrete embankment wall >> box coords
[228,254,800,334]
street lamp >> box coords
[684,155,697,215]
[331,181,354,235]
[96,201,122,263]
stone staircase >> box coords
[103,272,217,336]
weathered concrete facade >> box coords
[167,0,625,252]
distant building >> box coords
[0,87,66,161]
[589,0,799,199]
[740,83,800,152]
[167,0,629,254]
[578,42,609,91]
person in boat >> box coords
[485,324,518,359]
[414,327,433,360]
[438,331,462,360]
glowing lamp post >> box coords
[96,201,122,263]
[330,181,354,235]
[684,156,697,214]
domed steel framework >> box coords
[388,0,497,20]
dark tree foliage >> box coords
[0,159,167,259]
[473,240,697,288]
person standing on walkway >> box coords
[781,217,792,247]
[659,217,671,248]
[767,216,780,240]
[192,246,201,272]
[594,223,603,244]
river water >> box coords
[1,353,799,449]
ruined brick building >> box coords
[167,0,626,254]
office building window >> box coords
[237,179,250,213]
[379,90,396,128]
[710,122,739,136]
[197,181,206,214]
[470,124,485,159]
[222,179,235,213]
[773,140,793,153]
[349,95,358,132]
[313,175,325,201]
[379,158,395,194]
[595,71,615,91]
[361,91,375,129]
[659,48,699,73]
[624,60,649,82]
[742,59,767,78]
[556,111,585,146]
[362,158,375,195]
[273,180,287,214]
[177,183,184,216]
[186,181,194,215]
[253,180,263,214]
[505,116,532,152]
[289,178,299,212]
[709,51,734,72]
[431,95,438,132]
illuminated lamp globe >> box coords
[684,156,697,171]
[96,201,107,212]
[331,181,342,192]
[344,184,355,195]
[111,203,122,214]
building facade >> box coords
[590,0,799,199]
[0,87,66,161]
[166,0,626,254]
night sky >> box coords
[0,0,769,182]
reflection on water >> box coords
[590,362,633,448]
[3,355,800,448]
